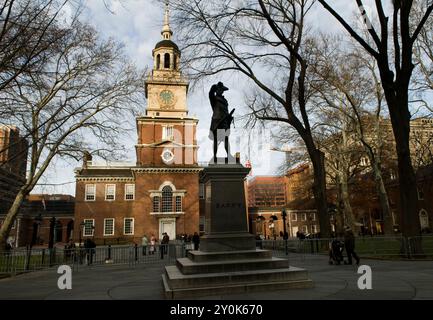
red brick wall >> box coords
[74,171,200,243]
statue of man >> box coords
[209,82,235,163]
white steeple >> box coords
[161,2,173,40]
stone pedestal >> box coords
[162,163,313,299]
[200,164,255,252]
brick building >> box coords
[247,176,287,207]
[0,194,75,247]
[0,125,28,246]
[73,8,201,245]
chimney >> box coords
[83,151,92,168]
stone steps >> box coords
[176,257,290,275]
[165,265,310,290]
[162,272,314,299]
[187,249,272,262]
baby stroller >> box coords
[328,239,345,265]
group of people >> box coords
[329,226,360,265]
[141,233,170,259]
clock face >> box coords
[159,90,175,107]
[161,149,174,164]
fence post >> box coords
[25,246,31,271]
[134,244,138,262]
[107,245,111,261]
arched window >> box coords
[153,196,160,213]
[156,54,161,69]
[162,186,173,212]
[164,53,170,69]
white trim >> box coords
[291,213,297,222]
[103,218,115,236]
[159,181,177,191]
[124,218,135,235]
[85,184,96,201]
[83,219,95,237]
[125,184,135,201]
[105,184,116,201]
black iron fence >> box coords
[0,243,189,275]
[256,235,433,260]
[1,236,432,276]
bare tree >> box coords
[318,0,433,249]
[412,1,433,114]
[312,37,398,235]
[0,0,70,93]
[169,0,331,237]
[0,5,145,247]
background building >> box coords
[73,8,201,245]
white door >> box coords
[292,226,298,237]
[160,218,176,241]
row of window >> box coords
[292,213,316,222]
[85,184,135,201]
[83,218,134,236]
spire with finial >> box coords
[161,1,173,40]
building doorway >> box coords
[419,209,429,231]
[159,218,176,240]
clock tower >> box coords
[136,4,198,167]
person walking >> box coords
[192,232,200,251]
[160,232,170,259]
[142,235,148,256]
[344,226,360,265]
[149,234,156,255]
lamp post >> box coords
[282,209,288,255]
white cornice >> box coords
[132,167,202,173]
[76,177,135,182]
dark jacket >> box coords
[192,234,200,245]
[344,230,355,251]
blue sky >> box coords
[32,0,388,196]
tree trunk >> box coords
[309,149,331,238]
[371,162,394,235]
[0,188,27,250]
[386,87,422,254]
[339,171,355,231]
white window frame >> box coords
[311,213,316,221]
[105,184,116,201]
[291,213,297,221]
[83,219,95,237]
[162,125,174,140]
[175,195,182,212]
[301,213,307,221]
[103,218,115,236]
[125,184,135,201]
[124,218,134,235]
[85,184,96,201]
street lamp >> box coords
[282,209,288,255]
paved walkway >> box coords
[0,254,432,300]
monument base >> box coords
[162,249,313,299]
[161,164,313,299]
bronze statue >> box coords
[209,82,235,163]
